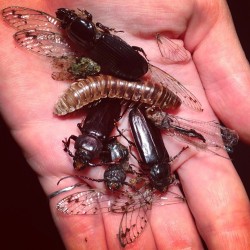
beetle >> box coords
[56,8,149,81]
[128,107,187,192]
[63,98,122,170]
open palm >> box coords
[0,0,249,249]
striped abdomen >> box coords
[54,75,181,115]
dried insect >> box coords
[52,56,101,81]
[128,108,187,192]
[101,139,137,190]
[146,108,239,155]
[2,6,202,111]
[56,8,149,81]
[49,180,185,247]
[62,99,122,170]
[54,74,181,116]
[78,138,135,191]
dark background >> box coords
[1,1,249,249]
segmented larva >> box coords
[54,75,181,115]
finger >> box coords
[185,0,250,142]
[102,212,156,249]
[48,178,108,250]
[178,153,250,249]
[149,185,205,249]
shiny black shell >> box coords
[129,108,169,169]
[129,108,171,191]
[80,99,121,140]
[56,8,148,80]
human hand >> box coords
[0,0,249,249]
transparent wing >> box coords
[50,181,139,215]
[115,187,184,247]
[118,205,148,247]
[111,187,184,213]
[160,113,239,153]
[111,189,149,213]
[50,179,185,214]
[14,29,76,57]
[56,190,113,215]
[50,180,185,247]
[156,33,191,63]
[2,6,61,32]
[53,182,115,215]
[148,64,203,111]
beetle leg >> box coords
[128,144,144,165]
[62,135,77,157]
[96,22,124,33]
[77,8,93,21]
[169,146,189,163]
[77,122,84,131]
[114,123,135,146]
[132,46,149,61]
[83,10,93,20]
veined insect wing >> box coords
[147,64,203,111]
[156,33,191,64]
[14,29,76,57]
[2,6,62,32]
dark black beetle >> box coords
[129,108,185,192]
[63,136,134,191]
[63,99,122,170]
[56,8,148,80]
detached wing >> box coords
[156,33,191,63]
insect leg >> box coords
[169,146,189,163]
[62,135,78,157]
[96,22,123,33]
[132,46,149,61]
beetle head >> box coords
[72,134,103,170]
[149,162,171,192]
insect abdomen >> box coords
[54,75,181,115]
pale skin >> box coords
[0,0,250,249]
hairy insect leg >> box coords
[76,122,83,131]
[113,123,144,166]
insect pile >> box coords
[2,6,239,248]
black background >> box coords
[1,1,249,249]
